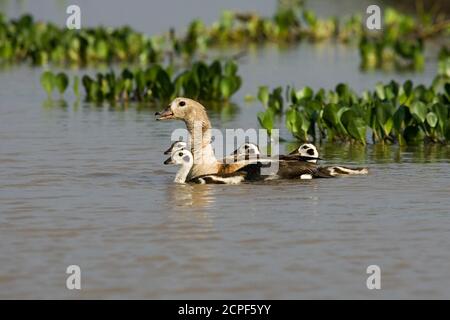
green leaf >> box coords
[224,60,238,77]
[285,108,309,140]
[295,86,313,101]
[375,83,385,100]
[323,103,340,127]
[267,87,284,113]
[73,75,80,98]
[349,117,367,144]
[431,103,448,131]
[409,101,427,123]
[341,110,367,144]
[393,105,407,131]
[220,77,233,99]
[257,109,274,134]
[40,71,55,97]
[426,112,438,128]
[258,86,269,106]
[55,73,69,95]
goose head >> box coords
[296,143,320,163]
[164,140,187,155]
[156,97,213,160]
[232,143,261,157]
[163,149,194,184]
[155,97,210,127]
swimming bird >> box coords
[292,143,369,176]
[233,142,368,178]
[164,140,187,155]
[164,149,251,184]
[156,97,321,180]
[234,142,321,163]
[165,141,260,160]
[232,143,261,157]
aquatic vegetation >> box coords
[359,36,425,71]
[257,74,450,145]
[40,60,241,103]
[40,71,69,97]
[2,6,448,71]
[358,8,428,71]
[0,13,160,66]
[174,6,448,71]
[438,46,450,77]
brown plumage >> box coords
[156,97,324,180]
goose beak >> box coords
[155,106,174,120]
[163,157,174,165]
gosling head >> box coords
[164,149,194,184]
[232,143,261,157]
[297,143,320,163]
[163,149,193,166]
[164,140,187,155]
[155,97,208,124]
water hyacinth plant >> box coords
[0,13,161,66]
[174,6,449,71]
[257,74,450,145]
[438,46,450,77]
[2,5,448,71]
[40,71,69,97]
[40,60,241,103]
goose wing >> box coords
[218,157,329,180]
[276,160,324,179]
[189,171,247,184]
[218,157,275,180]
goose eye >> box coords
[244,145,249,150]
[307,148,315,156]
[178,152,183,157]
[302,145,308,149]
[179,101,186,107]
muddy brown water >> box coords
[1,0,449,299]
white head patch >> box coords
[234,143,260,157]
[298,143,319,163]
[172,150,193,165]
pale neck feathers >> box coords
[183,103,219,177]
[173,155,194,183]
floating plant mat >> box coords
[40,60,242,103]
[257,72,450,145]
[1,5,449,71]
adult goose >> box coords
[156,97,321,180]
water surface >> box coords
[1,0,450,299]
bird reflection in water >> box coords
[163,183,219,241]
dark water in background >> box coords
[1,0,450,299]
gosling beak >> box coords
[163,157,174,165]
[155,106,175,120]
[163,146,173,155]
